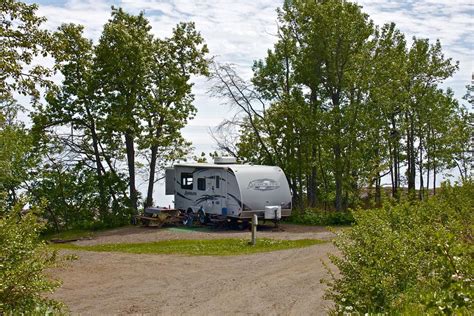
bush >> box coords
[288,209,355,226]
[325,181,473,314]
[31,164,132,233]
[0,198,64,314]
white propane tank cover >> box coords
[214,156,237,164]
[264,206,282,220]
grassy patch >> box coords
[51,238,325,256]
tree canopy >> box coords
[212,0,472,210]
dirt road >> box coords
[50,224,338,315]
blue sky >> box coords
[24,0,473,203]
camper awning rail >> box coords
[173,163,274,171]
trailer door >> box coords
[165,168,175,195]
[211,170,226,216]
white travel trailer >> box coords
[165,157,292,224]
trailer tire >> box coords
[198,209,209,225]
[183,208,194,227]
[238,220,250,230]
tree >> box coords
[1,0,53,206]
[0,95,39,205]
[402,38,458,197]
[213,0,375,210]
[211,0,466,210]
[95,9,209,211]
[36,23,129,222]
[285,0,374,210]
[367,22,408,200]
[94,8,154,211]
[0,0,53,101]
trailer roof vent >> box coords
[214,156,237,164]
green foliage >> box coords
[0,0,53,100]
[51,238,324,256]
[212,0,470,211]
[30,162,132,232]
[0,198,63,314]
[288,209,354,226]
[325,181,474,314]
[0,96,40,206]
[32,5,209,223]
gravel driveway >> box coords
[50,224,338,315]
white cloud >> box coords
[357,0,473,100]
[35,0,111,40]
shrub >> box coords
[0,198,64,314]
[31,165,132,233]
[288,209,354,226]
[325,181,473,314]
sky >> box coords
[23,0,474,204]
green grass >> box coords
[51,238,325,256]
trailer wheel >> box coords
[182,209,194,227]
[238,220,250,230]
[198,209,209,225]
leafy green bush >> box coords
[31,164,132,233]
[288,209,354,226]
[325,181,473,314]
[0,198,64,314]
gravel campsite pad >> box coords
[50,223,339,315]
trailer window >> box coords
[216,175,220,189]
[181,173,193,190]
[197,178,206,191]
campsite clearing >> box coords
[50,224,338,315]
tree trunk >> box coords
[307,88,319,208]
[426,162,430,197]
[426,126,431,196]
[394,152,398,190]
[375,172,381,207]
[47,206,61,233]
[307,149,318,208]
[419,145,424,200]
[317,143,329,196]
[334,143,343,211]
[390,116,399,199]
[145,118,165,208]
[289,179,300,210]
[145,144,158,208]
[311,164,318,207]
[125,132,138,211]
[406,113,416,198]
[297,146,303,209]
[89,120,108,218]
[388,141,395,197]
[332,92,343,211]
